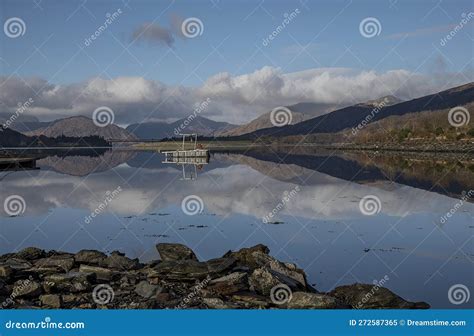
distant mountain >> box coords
[219,102,338,137]
[0,128,33,147]
[127,116,237,140]
[25,116,136,141]
[238,82,474,139]
[0,113,50,133]
[0,127,109,147]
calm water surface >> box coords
[1,148,473,308]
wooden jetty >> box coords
[161,134,210,160]
[161,134,209,180]
[0,157,39,171]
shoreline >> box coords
[0,244,429,310]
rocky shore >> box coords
[0,244,429,309]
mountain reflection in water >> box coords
[0,148,473,309]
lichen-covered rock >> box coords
[16,247,45,260]
[0,265,13,279]
[0,245,431,310]
[34,256,75,273]
[40,294,62,308]
[156,243,198,262]
[223,244,270,268]
[202,297,240,309]
[286,292,347,309]
[104,252,140,271]
[152,258,235,280]
[206,272,249,295]
[12,279,42,298]
[328,283,430,309]
[79,265,114,281]
[249,267,305,296]
[43,272,95,293]
[135,281,162,299]
[75,250,107,266]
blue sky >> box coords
[1,0,472,85]
[0,0,472,124]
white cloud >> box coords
[0,66,470,125]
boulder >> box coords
[287,292,347,309]
[79,265,113,281]
[329,283,430,309]
[43,272,95,293]
[0,265,13,279]
[34,256,75,273]
[12,279,42,298]
[40,294,62,308]
[16,247,45,260]
[3,258,32,271]
[206,272,248,295]
[104,252,140,271]
[202,297,240,309]
[156,243,198,262]
[151,258,235,281]
[223,244,270,268]
[135,281,162,299]
[249,267,305,296]
[230,292,270,308]
[74,250,107,266]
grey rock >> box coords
[151,258,235,280]
[287,292,346,309]
[4,258,32,271]
[44,272,95,293]
[329,283,430,309]
[207,272,248,295]
[249,268,305,296]
[156,243,198,262]
[202,297,240,309]
[34,256,75,273]
[0,265,13,278]
[12,279,42,298]
[16,247,45,260]
[74,250,107,265]
[40,294,62,308]
[135,281,161,299]
[104,252,140,271]
[79,264,113,281]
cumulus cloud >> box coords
[0,66,471,125]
